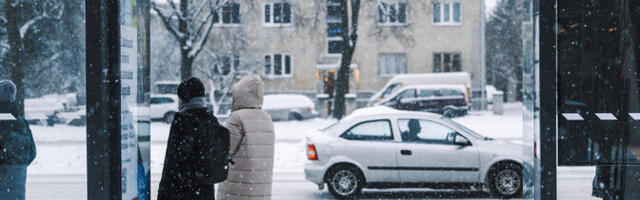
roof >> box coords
[150,94,179,99]
[154,80,180,85]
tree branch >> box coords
[152,2,183,41]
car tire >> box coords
[489,163,523,199]
[443,108,456,118]
[288,112,303,121]
[326,165,364,199]
[163,112,175,124]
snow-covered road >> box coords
[23,103,598,199]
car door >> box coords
[393,89,418,111]
[395,118,481,183]
[338,119,400,183]
[417,89,439,112]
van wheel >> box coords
[163,112,175,124]
[327,165,364,199]
[489,163,523,198]
[288,112,303,121]
[443,108,456,118]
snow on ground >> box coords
[28,104,522,176]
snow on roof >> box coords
[154,80,180,85]
[402,84,467,91]
[342,106,441,122]
[263,94,314,109]
[151,94,179,99]
[390,72,470,81]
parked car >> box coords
[304,106,526,199]
[150,94,180,123]
[376,84,469,117]
[368,72,471,106]
[263,94,319,121]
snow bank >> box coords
[263,94,315,109]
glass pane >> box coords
[444,3,450,22]
[264,4,270,23]
[274,3,283,23]
[443,53,452,72]
[433,53,442,72]
[264,55,271,75]
[398,3,407,23]
[283,3,291,23]
[389,4,397,23]
[398,119,456,144]
[284,55,291,74]
[453,54,462,71]
[327,23,343,37]
[453,3,461,22]
[327,40,343,54]
[274,54,282,75]
[433,2,441,23]
[342,120,393,140]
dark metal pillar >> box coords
[538,0,557,199]
[86,1,121,199]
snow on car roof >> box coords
[263,94,314,109]
[402,84,467,91]
[342,106,441,122]
[150,94,179,99]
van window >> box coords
[381,83,400,98]
[439,89,464,97]
[393,89,416,101]
[419,89,438,98]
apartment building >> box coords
[187,0,485,115]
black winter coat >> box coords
[157,107,222,200]
[0,102,36,166]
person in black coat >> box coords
[158,77,222,200]
[0,80,36,200]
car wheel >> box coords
[443,108,456,118]
[489,163,523,198]
[327,165,364,199]
[288,112,303,121]
[163,112,175,124]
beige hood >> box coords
[231,75,264,111]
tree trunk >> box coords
[333,50,353,119]
[180,49,193,80]
[6,0,25,115]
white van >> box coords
[368,72,472,106]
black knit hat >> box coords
[177,77,205,101]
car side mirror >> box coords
[454,135,471,146]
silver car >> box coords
[263,94,319,121]
[304,106,527,199]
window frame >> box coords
[263,2,293,27]
[264,53,293,78]
[213,2,242,27]
[213,54,240,75]
[432,1,461,26]
[433,52,462,73]
[397,118,466,145]
[340,119,395,141]
[377,53,408,77]
[377,1,408,26]
[326,37,344,57]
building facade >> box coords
[190,0,485,115]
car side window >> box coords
[419,89,438,98]
[163,98,174,103]
[341,120,394,141]
[439,89,463,97]
[150,98,160,104]
[393,89,416,102]
[398,119,458,145]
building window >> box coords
[264,2,292,25]
[378,1,407,25]
[264,54,292,77]
[214,55,239,75]
[433,53,461,72]
[378,53,407,77]
[327,38,344,55]
[213,3,241,25]
[326,0,344,55]
[432,2,460,25]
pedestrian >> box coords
[158,77,230,200]
[217,75,275,200]
[0,80,37,200]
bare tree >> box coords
[332,0,361,119]
[151,0,228,80]
[4,0,64,115]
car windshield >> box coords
[441,117,490,140]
